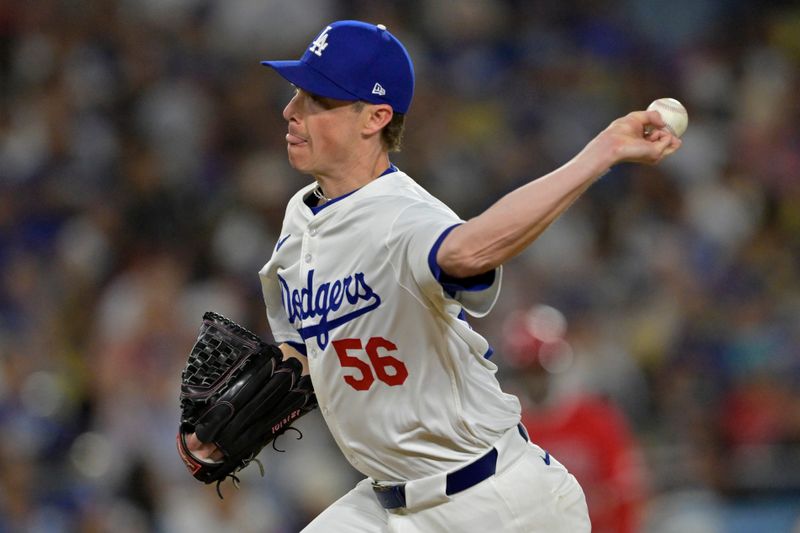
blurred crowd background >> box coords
[1,0,799,531]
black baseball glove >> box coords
[176,311,317,494]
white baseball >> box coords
[647,97,688,137]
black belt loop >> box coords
[372,483,407,510]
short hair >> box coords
[353,102,406,152]
[382,112,406,153]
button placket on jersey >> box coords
[301,222,331,427]
[300,223,317,351]
[297,217,349,461]
[299,223,316,272]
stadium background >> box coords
[1,0,799,531]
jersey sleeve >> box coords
[259,263,303,345]
[258,193,308,349]
[385,202,502,317]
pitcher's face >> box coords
[282,88,364,177]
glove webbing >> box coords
[180,311,267,421]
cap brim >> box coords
[261,60,359,102]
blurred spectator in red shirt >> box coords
[502,305,648,533]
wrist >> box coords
[571,139,617,181]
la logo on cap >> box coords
[309,26,332,57]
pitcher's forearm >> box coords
[436,110,679,278]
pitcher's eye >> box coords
[308,92,331,108]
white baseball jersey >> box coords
[259,168,521,482]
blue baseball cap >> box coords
[261,20,415,114]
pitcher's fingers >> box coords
[186,432,222,460]
[626,109,667,129]
[653,133,675,160]
[662,136,683,157]
[646,127,669,141]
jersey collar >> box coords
[308,163,398,215]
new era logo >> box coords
[372,83,386,96]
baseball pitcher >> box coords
[177,20,681,532]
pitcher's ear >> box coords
[362,104,393,136]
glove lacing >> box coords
[214,427,304,499]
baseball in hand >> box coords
[647,98,688,138]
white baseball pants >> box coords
[301,425,590,533]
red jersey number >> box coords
[332,337,408,391]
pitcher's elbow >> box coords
[437,248,497,279]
